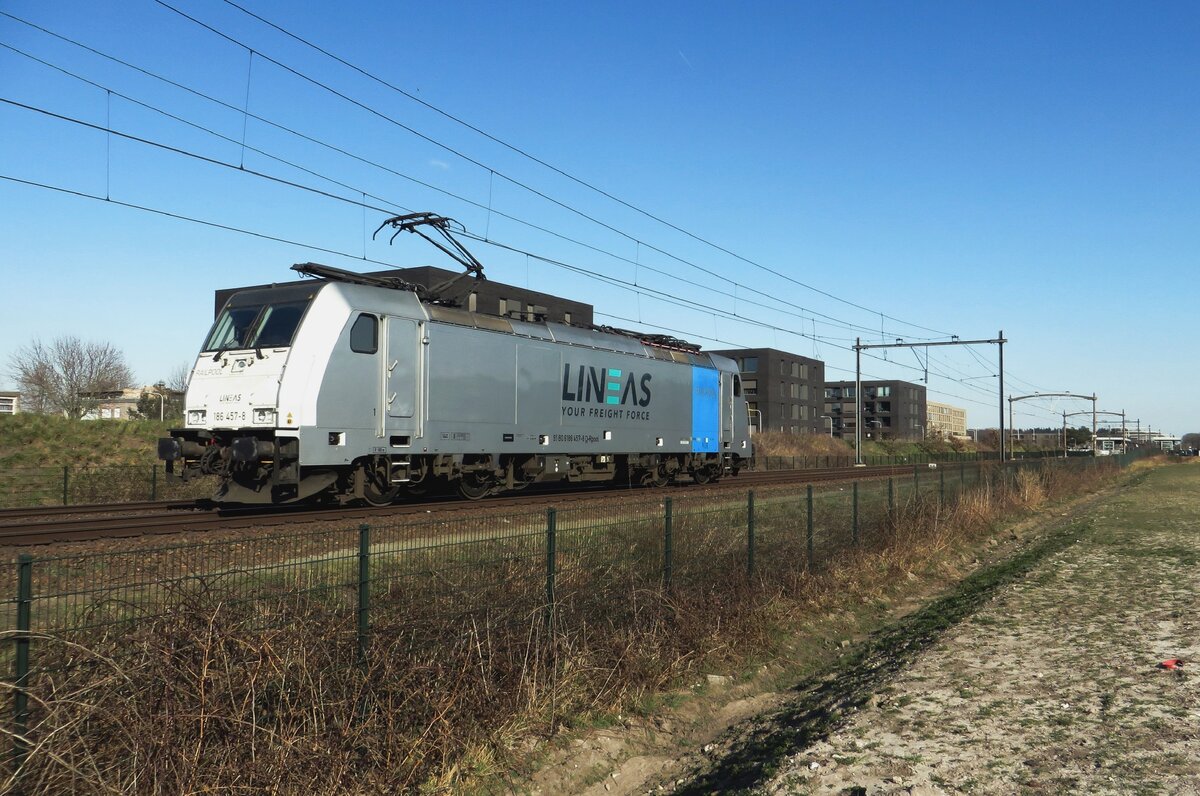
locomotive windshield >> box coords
[203,291,315,352]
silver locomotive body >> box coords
[160,272,752,504]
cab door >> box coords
[386,317,419,423]
[721,372,735,444]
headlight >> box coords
[253,408,277,425]
[187,409,207,424]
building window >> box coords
[740,356,758,373]
[468,292,478,312]
[780,361,788,376]
[564,312,572,324]
[790,383,799,399]
[743,379,757,396]
[791,404,800,420]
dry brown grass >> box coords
[3,458,1136,795]
[751,431,854,459]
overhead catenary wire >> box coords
[0,19,935,344]
[145,0,957,339]
[0,69,897,343]
[2,75,1021,409]
[0,10,1033,414]
[211,0,955,338]
[6,175,1039,425]
[2,167,1018,418]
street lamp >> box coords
[868,419,882,439]
[147,389,165,422]
[819,415,833,438]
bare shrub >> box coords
[5,458,1134,794]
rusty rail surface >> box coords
[0,463,943,547]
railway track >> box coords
[0,463,958,547]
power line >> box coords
[3,91,1020,414]
[0,16,938,343]
[149,0,956,339]
[215,0,955,337]
[3,170,1023,420]
[1,14,1018,409]
[0,61,895,343]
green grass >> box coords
[0,412,171,468]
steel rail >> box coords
[0,463,970,547]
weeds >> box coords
[3,457,1137,794]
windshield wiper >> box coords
[210,344,243,362]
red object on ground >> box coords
[1157,659,1185,670]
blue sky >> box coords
[1,1,1196,435]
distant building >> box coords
[708,348,825,434]
[215,266,593,326]
[824,380,927,441]
[0,391,19,414]
[79,387,184,421]
[927,400,968,438]
[1124,430,1179,450]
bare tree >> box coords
[167,362,191,394]
[8,336,135,419]
[132,363,192,422]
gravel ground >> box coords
[759,463,1200,795]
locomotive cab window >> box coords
[350,314,378,354]
[203,286,315,352]
[733,375,742,397]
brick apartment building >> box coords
[823,379,927,441]
[709,348,825,434]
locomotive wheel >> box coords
[457,473,492,500]
[362,459,400,507]
[649,466,671,488]
[691,466,714,485]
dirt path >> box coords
[745,462,1200,795]
[524,463,1198,796]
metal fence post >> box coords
[806,485,814,570]
[150,464,158,501]
[888,477,895,515]
[545,508,557,630]
[61,466,69,506]
[960,461,966,489]
[852,481,859,546]
[357,524,370,665]
[939,468,945,505]
[663,498,673,590]
[746,491,755,578]
[13,554,32,780]
[913,466,920,498]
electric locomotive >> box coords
[158,214,752,504]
